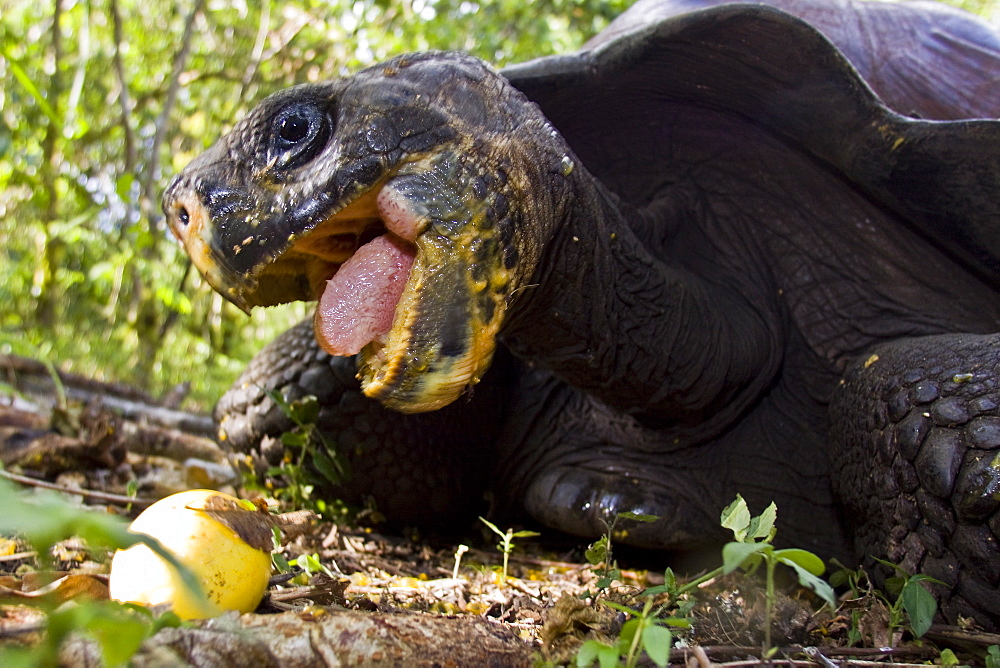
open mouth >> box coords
[261,180,458,411]
[167,150,516,414]
[281,184,420,361]
[250,165,511,413]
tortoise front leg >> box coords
[830,333,1000,629]
[216,318,512,527]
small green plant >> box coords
[273,550,336,585]
[873,557,943,639]
[263,390,348,511]
[576,597,675,668]
[938,648,961,666]
[584,511,659,598]
[478,517,540,585]
[634,565,706,623]
[985,644,1000,668]
[572,496,838,667]
[720,494,836,649]
[830,557,943,642]
[296,552,335,578]
[828,560,881,647]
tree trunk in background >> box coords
[35,0,65,328]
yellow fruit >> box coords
[109,489,272,619]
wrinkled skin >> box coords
[163,1,1000,628]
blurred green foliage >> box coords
[0,0,629,410]
[0,0,996,411]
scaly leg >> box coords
[830,333,1000,629]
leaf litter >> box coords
[0,398,998,665]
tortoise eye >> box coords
[269,102,331,170]
[278,114,311,143]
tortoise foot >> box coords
[215,319,507,527]
[523,465,691,547]
[832,333,1000,630]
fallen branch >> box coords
[1,354,215,437]
[0,469,156,508]
[61,609,536,667]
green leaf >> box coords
[872,556,906,576]
[642,624,672,667]
[828,566,853,588]
[478,516,503,538]
[884,574,906,598]
[0,645,38,668]
[288,396,319,424]
[598,643,623,668]
[577,639,621,668]
[85,603,151,666]
[585,535,609,565]
[619,511,659,523]
[640,584,670,597]
[774,548,826,576]
[909,573,947,587]
[576,640,601,667]
[938,648,960,667]
[148,609,184,634]
[280,430,309,447]
[264,388,295,420]
[663,567,677,590]
[985,645,1000,668]
[721,541,768,575]
[744,502,777,541]
[847,609,863,647]
[511,530,541,539]
[900,580,936,638]
[618,617,639,648]
[312,447,345,485]
[272,552,290,573]
[782,560,837,608]
[660,616,692,628]
[2,47,61,125]
[720,495,751,541]
[601,600,635,615]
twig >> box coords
[0,621,46,638]
[0,551,37,563]
[0,469,156,508]
[678,644,938,663]
[926,624,1000,647]
[139,0,207,235]
[688,645,711,668]
[236,0,272,105]
[110,0,138,185]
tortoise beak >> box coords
[163,184,256,314]
[162,157,324,313]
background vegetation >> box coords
[1,0,997,412]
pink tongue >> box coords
[314,234,415,356]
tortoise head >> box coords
[163,52,573,412]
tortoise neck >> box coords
[502,169,783,431]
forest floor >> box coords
[1,353,999,666]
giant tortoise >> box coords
[162,0,1000,627]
